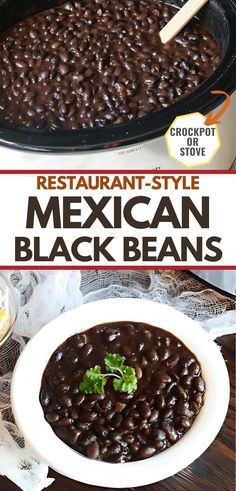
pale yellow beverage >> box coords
[0,275,17,346]
[0,307,11,343]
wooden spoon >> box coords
[159,0,210,44]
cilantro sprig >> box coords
[79,366,107,395]
[104,353,126,375]
[79,353,137,395]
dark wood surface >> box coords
[0,334,235,491]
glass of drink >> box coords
[0,274,18,348]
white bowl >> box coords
[11,298,230,488]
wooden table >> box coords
[0,334,234,491]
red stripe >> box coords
[0,170,235,175]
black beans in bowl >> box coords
[0,0,221,130]
[40,322,205,463]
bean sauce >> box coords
[40,322,205,463]
[0,1,221,129]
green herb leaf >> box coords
[104,353,126,375]
[79,354,138,395]
[79,366,106,395]
[113,366,137,394]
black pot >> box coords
[0,0,236,152]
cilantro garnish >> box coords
[113,365,137,394]
[104,353,126,375]
[79,353,137,395]
[79,366,107,395]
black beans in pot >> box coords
[0,0,221,130]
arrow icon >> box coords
[204,90,231,126]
